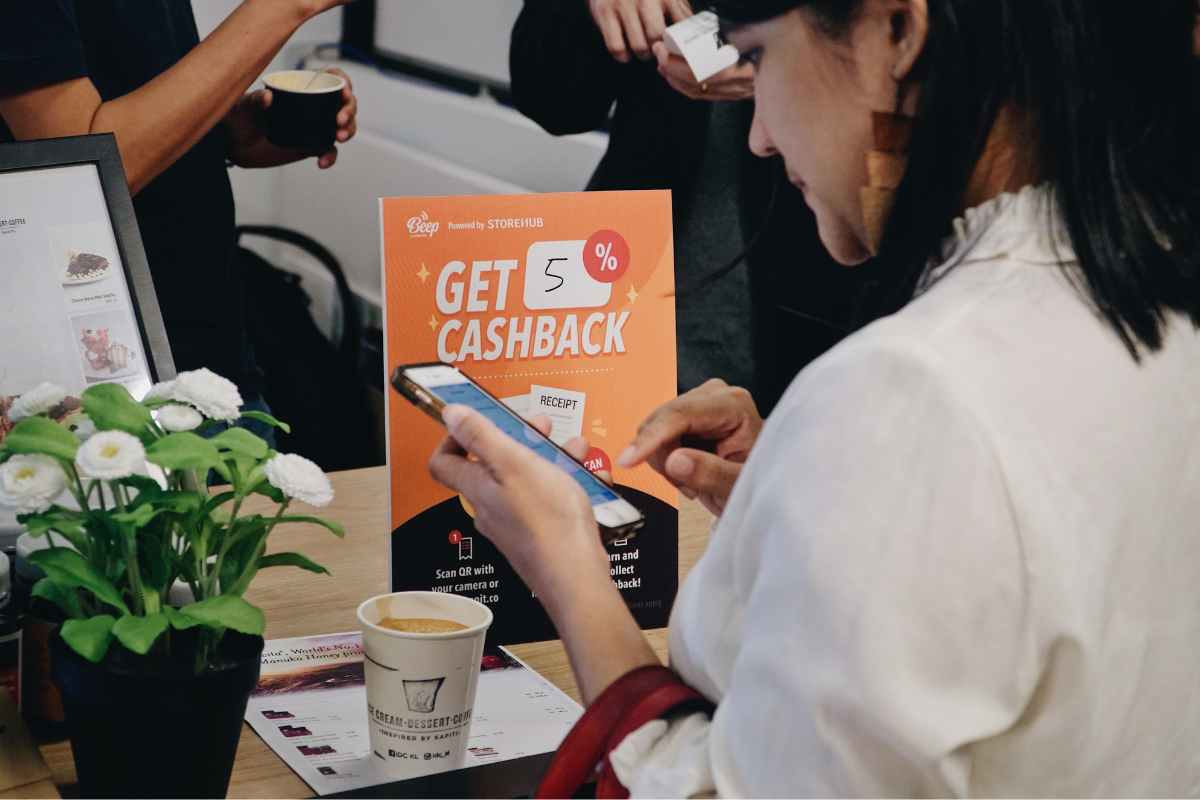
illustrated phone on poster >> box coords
[392,363,645,544]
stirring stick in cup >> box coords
[303,65,329,90]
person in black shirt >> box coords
[511,0,864,414]
[0,0,359,430]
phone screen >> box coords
[415,370,621,506]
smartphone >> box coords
[392,363,645,544]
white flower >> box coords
[144,380,176,401]
[75,430,146,480]
[8,383,67,422]
[169,368,242,422]
[73,418,97,441]
[263,453,333,507]
[0,454,68,514]
[157,403,203,432]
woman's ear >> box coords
[889,0,929,82]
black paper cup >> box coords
[264,70,346,151]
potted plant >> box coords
[0,369,341,799]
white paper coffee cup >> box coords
[356,592,493,780]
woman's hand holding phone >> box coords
[427,406,659,703]
[428,407,611,600]
[616,378,763,515]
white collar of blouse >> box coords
[919,182,1073,293]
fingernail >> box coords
[666,452,694,480]
[442,404,469,429]
[616,445,638,468]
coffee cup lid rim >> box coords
[356,591,494,640]
[264,69,346,94]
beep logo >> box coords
[523,231,630,310]
[408,212,439,238]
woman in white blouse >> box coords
[429,0,1200,795]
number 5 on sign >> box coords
[522,240,611,310]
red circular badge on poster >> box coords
[581,447,612,475]
[583,230,630,284]
[448,530,462,544]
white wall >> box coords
[192,2,344,73]
[191,2,607,319]
[374,0,523,85]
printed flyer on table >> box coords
[244,632,582,795]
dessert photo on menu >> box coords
[71,310,140,383]
[48,223,117,286]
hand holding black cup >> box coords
[263,70,348,152]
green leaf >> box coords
[111,612,169,655]
[219,453,258,490]
[113,504,163,529]
[176,595,264,635]
[0,449,12,464]
[149,490,202,515]
[197,490,236,519]
[253,481,286,504]
[239,410,291,434]
[135,531,171,592]
[211,458,233,483]
[83,507,121,542]
[82,383,156,442]
[258,552,330,575]
[27,548,130,615]
[31,577,86,620]
[163,605,203,630]
[4,417,79,461]
[241,465,265,494]
[61,616,116,663]
[278,515,344,538]
[219,523,267,594]
[21,513,88,551]
[210,427,268,460]
[145,432,221,471]
[123,475,164,504]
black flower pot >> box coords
[49,629,264,799]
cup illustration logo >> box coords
[403,677,446,713]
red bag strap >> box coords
[596,682,712,799]
[535,665,711,799]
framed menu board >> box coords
[0,133,174,444]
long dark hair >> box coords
[712,0,1200,355]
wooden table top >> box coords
[37,465,712,798]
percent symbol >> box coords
[583,229,630,284]
[594,241,619,270]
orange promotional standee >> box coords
[381,191,678,644]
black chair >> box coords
[236,225,381,472]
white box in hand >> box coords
[664,11,740,82]
[522,240,612,310]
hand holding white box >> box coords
[663,11,740,82]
